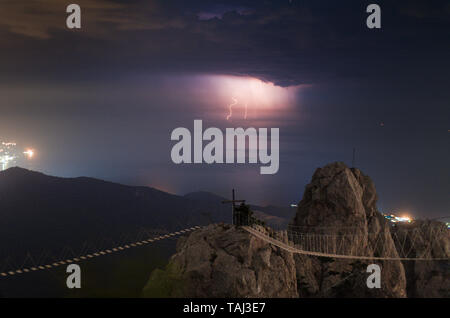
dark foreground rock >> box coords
[142,224,298,298]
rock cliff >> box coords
[291,162,406,297]
[142,224,298,297]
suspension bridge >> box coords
[1,220,448,280]
[0,186,448,281]
[243,224,449,261]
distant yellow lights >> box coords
[0,142,36,171]
[2,142,16,147]
[383,213,413,223]
[23,149,34,159]
[0,141,18,171]
[396,215,412,223]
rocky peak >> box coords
[292,162,381,234]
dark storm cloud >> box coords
[0,0,186,39]
[1,0,449,86]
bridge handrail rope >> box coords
[243,224,449,261]
[0,226,203,279]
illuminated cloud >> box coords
[191,75,305,121]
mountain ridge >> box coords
[0,167,292,260]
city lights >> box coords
[0,142,35,171]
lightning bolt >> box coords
[226,97,238,120]
[244,102,248,120]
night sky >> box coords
[0,0,449,218]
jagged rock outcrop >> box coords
[393,221,450,297]
[142,224,298,298]
[292,162,406,297]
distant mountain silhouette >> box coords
[0,168,294,260]
[0,168,223,259]
[184,191,296,227]
[184,191,228,204]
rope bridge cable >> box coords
[0,224,203,271]
[431,216,450,220]
[1,221,448,279]
[242,225,450,261]
[0,226,203,279]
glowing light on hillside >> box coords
[24,149,34,159]
[396,216,412,223]
[383,213,413,223]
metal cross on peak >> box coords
[221,189,246,225]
